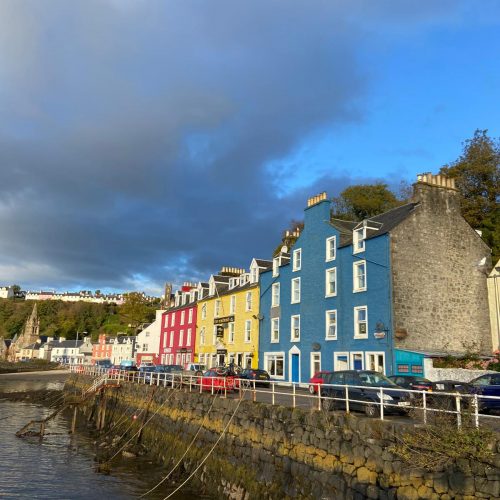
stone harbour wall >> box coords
[67,376,500,500]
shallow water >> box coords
[0,375,205,499]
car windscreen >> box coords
[358,372,398,387]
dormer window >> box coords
[353,227,365,254]
[292,248,302,271]
[250,266,258,283]
[272,257,279,277]
[209,281,215,296]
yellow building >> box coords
[195,260,271,369]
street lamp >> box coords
[75,330,87,365]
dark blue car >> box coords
[468,373,500,413]
[321,370,412,417]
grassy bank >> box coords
[0,359,62,374]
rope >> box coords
[139,390,221,498]
[104,387,178,465]
[162,391,246,500]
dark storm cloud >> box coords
[0,0,458,292]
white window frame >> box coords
[245,291,252,311]
[291,277,301,304]
[180,310,185,325]
[365,351,386,374]
[310,352,321,378]
[200,327,205,346]
[169,331,174,348]
[271,283,280,307]
[188,308,193,324]
[170,313,175,327]
[264,352,285,380]
[250,266,258,284]
[201,303,207,320]
[271,318,280,343]
[187,328,192,346]
[179,329,184,347]
[228,322,235,343]
[291,314,300,342]
[350,351,364,370]
[353,260,367,292]
[244,319,252,343]
[334,352,350,371]
[354,305,368,339]
[293,248,302,271]
[325,267,337,297]
[353,227,365,254]
[326,236,336,262]
[272,257,279,277]
[213,325,218,345]
[325,309,337,340]
[215,300,221,317]
[230,295,236,314]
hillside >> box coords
[0,298,148,340]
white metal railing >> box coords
[69,365,500,428]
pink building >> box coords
[159,283,198,367]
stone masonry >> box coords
[68,376,500,499]
[391,174,492,355]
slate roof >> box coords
[53,340,84,348]
[331,202,419,247]
[254,259,273,269]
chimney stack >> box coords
[306,191,327,208]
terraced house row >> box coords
[135,173,494,383]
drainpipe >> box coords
[387,234,395,376]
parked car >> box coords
[238,369,271,388]
[427,380,472,411]
[200,368,239,392]
[321,370,412,417]
[138,365,156,382]
[183,363,207,377]
[124,365,139,381]
[467,373,500,413]
[308,370,333,394]
[95,359,113,370]
[388,375,433,392]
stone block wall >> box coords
[423,358,497,382]
[68,377,500,499]
[391,181,492,355]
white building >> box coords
[0,286,15,299]
[50,339,84,365]
[110,335,136,365]
[135,310,163,366]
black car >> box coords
[321,370,412,417]
[238,369,271,388]
[388,375,433,391]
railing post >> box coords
[272,382,275,406]
[474,394,479,428]
[345,385,350,413]
[422,391,427,424]
[199,374,203,394]
[379,387,384,420]
[292,383,296,408]
[456,394,462,429]
[189,375,192,392]
[253,379,256,402]
[317,385,321,411]
[171,373,174,389]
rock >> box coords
[449,470,475,496]
[356,466,377,484]
[416,484,434,499]
[122,451,136,458]
[396,485,419,500]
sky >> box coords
[0,0,499,295]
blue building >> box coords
[258,190,426,383]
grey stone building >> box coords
[391,173,492,356]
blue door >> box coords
[291,354,300,383]
[353,354,363,370]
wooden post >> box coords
[100,397,107,430]
[71,406,77,434]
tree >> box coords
[120,292,155,329]
[440,129,500,262]
[331,183,402,221]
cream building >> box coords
[488,259,500,352]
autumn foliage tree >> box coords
[440,129,500,262]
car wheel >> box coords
[308,385,316,395]
[364,404,380,418]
